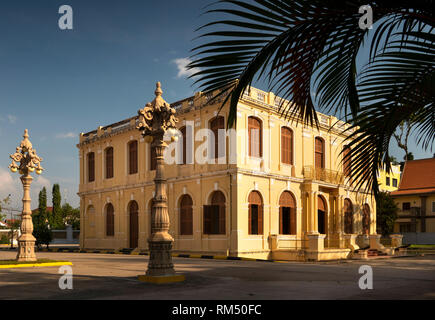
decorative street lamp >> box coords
[136,82,184,283]
[9,129,44,262]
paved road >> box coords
[0,251,434,300]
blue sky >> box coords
[0,0,432,211]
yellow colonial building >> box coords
[378,164,401,193]
[77,85,386,261]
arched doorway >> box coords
[129,201,139,248]
[344,199,353,234]
[248,191,263,235]
[179,195,193,235]
[203,191,226,235]
[317,196,327,234]
[362,204,370,235]
[279,191,296,235]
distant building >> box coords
[391,158,435,233]
[378,164,401,193]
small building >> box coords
[391,158,435,237]
[77,85,386,261]
[378,164,401,193]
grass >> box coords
[0,259,68,265]
[408,244,435,249]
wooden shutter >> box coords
[279,207,283,235]
[106,204,114,237]
[219,205,226,235]
[203,205,211,234]
[129,141,138,174]
[88,152,95,182]
[248,117,262,157]
[315,138,324,168]
[180,195,193,235]
[210,116,224,159]
[290,207,297,235]
[180,127,187,165]
[281,127,293,165]
[106,148,114,179]
[258,205,263,235]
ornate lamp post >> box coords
[136,82,184,283]
[9,129,44,262]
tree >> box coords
[33,187,52,249]
[376,192,399,236]
[61,203,80,230]
[188,0,434,196]
[51,184,63,229]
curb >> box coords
[0,261,73,269]
[34,248,274,263]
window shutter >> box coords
[279,207,283,234]
[258,205,263,235]
[248,117,262,158]
[203,205,211,234]
[88,153,95,182]
[290,207,297,235]
[219,205,225,235]
[106,148,114,179]
[281,127,293,165]
[343,145,351,177]
[315,138,324,169]
[129,141,138,174]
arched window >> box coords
[248,117,262,158]
[281,127,293,165]
[179,195,193,235]
[180,126,187,165]
[315,137,325,169]
[150,146,157,171]
[209,116,225,159]
[344,199,353,234]
[105,147,114,179]
[86,205,96,238]
[203,191,225,235]
[106,203,114,237]
[87,152,95,182]
[318,196,327,234]
[362,204,370,235]
[343,145,351,177]
[248,191,263,235]
[279,191,296,235]
[128,140,138,174]
[129,201,139,248]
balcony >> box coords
[304,166,345,185]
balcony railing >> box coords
[304,166,345,185]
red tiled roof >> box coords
[391,158,435,196]
[31,207,53,214]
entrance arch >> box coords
[129,201,139,248]
[279,191,297,235]
[362,204,370,235]
[317,196,327,234]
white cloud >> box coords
[7,115,17,124]
[55,132,76,139]
[172,57,200,79]
[34,176,51,190]
[0,168,18,195]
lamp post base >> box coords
[138,274,185,284]
[16,240,37,262]
[146,240,175,276]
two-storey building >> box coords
[77,84,381,261]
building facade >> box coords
[378,164,401,193]
[77,86,382,261]
[391,158,435,234]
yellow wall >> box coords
[378,165,401,192]
[78,86,376,260]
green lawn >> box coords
[408,244,435,249]
[0,259,67,265]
